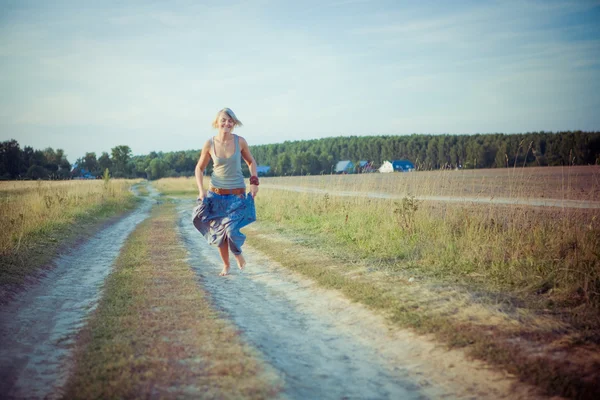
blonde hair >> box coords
[212,108,243,129]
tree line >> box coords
[250,131,599,175]
[1,131,598,180]
[0,139,72,180]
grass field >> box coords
[153,168,600,398]
[258,189,600,308]
[264,165,600,201]
[156,167,600,308]
[0,179,139,295]
[154,165,600,200]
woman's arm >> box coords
[195,140,212,200]
[240,136,259,198]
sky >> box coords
[1,0,600,161]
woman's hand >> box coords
[249,184,258,199]
[198,188,207,201]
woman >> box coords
[192,108,259,276]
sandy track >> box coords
[0,190,154,399]
[177,201,554,400]
[262,184,600,209]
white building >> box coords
[379,160,415,173]
[378,161,394,173]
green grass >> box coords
[256,188,600,309]
[134,182,150,196]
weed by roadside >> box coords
[257,187,600,310]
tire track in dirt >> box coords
[262,184,600,209]
[0,187,155,399]
[178,204,423,399]
[177,200,551,400]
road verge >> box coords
[245,223,599,400]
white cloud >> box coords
[1,0,599,159]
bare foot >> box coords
[234,253,246,270]
[219,265,230,276]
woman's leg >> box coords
[234,252,245,270]
[218,240,230,276]
[228,229,246,270]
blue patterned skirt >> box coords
[192,192,256,255]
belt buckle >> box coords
[211,187,244,195]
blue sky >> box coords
[1,0,599,161]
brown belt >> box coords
[209,187,246,195]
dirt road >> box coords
[177,200,549,400]
[0,190,554,399]
[0,191,153,399]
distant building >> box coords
[379,161,394,173]
[256,165,271,176]
[392,160,415,172]
[379,160,415,173]
[357,160,375,173]
[71,162,96,179]
[335,160,354,174]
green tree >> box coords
[111,145,132,177]
[43,147,59,175]
[426,138,438,169]
[82,152,99,176]
[27,165,48,179]
[147,158,168,180]
[133,158,149,178]
[495,142,508,168]
[98,152,112,172]
[276,152,291,175]
[0,139,21,179]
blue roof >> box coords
[335,160,354,172]
[391,160,415,171]
[256,165,270,173]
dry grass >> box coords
[244,224,600,399]
[0,179,139,295]
[64,202,281,399]
[259,188,600,307]
[153,171,600,398]
[153,170,600,307]
[152,176,204,197]
[262,165,600,201]
[0,179,137,255]
[153,171,600,306]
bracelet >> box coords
[249,176,259,186]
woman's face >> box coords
[218,112,235,134]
